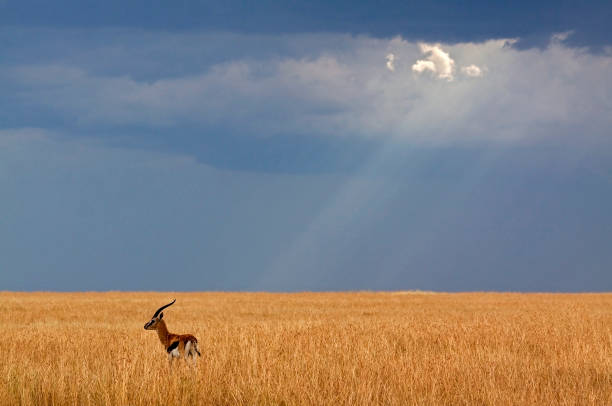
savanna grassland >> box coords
[1,292,611,405]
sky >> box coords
[1,1,611,292]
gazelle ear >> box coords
[159,312,164,319]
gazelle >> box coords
[144,299,201,363]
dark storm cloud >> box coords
[1,0,611,49]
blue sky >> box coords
[1,1,611,291]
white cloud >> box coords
[411,59,436,74]
[385,53,395,71]
[412,43,484,80]
[412,43,455,80]
[461,64,483,77]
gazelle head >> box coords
[144,299,176,330]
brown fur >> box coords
[144,312,200,361]
[153,319,198,356]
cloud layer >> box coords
[2,30,611,143]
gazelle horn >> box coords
[153,299,176,317]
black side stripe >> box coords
[167,341,179,353]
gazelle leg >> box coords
[168,348,179,366]
[191,346,198,366]
[184,341,192,361]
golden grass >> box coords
[1,291,611,405]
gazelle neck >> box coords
[155,319,170,347]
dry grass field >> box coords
[1,291,611,405]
